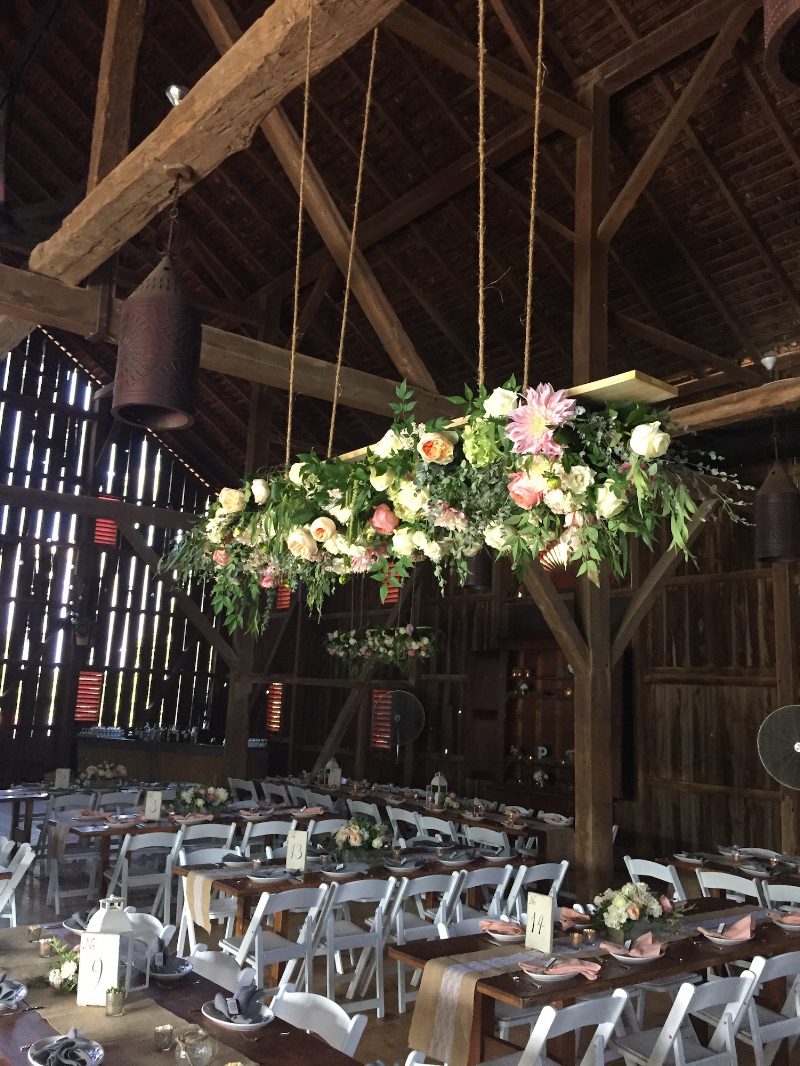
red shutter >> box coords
[370,689,393,750]
[74,670,103,722]
[382,584,400,605]
[93,496,119,546]
[275,585,292,610]
[266,682,284,733]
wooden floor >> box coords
[1,809,762,1066]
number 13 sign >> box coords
[77,933,122,1006]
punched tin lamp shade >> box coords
[113,255,201,430]
[755,460,800,561]
[765,0,800,95]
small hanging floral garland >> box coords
[325,624,437,674]
[164,379,744,634]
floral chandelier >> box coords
[164,379,737,634]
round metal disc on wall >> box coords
[758,705,800,789]
[765,0,800,95]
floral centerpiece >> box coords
[77,761,127,786]
[591,881,681,944]
[165,378,745,634]
[47,939,80,993]
[328,816,391,860]
[325,624,437,675]
[170,785,228,815]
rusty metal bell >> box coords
[755,460,800,561]
[113,255,201,429]
[765,0,800,95]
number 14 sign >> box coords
[525,891,554,954]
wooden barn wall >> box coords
[616,509,788,856]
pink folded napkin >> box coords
[770,910,800,925]
[698,914,753,941]
[537,812,573,825]
[558,907,591,930]
[520,958,601,980]
[170,812,214,825]
[289,806,325,818]
[600,931,663,958]
[480,919,524,935]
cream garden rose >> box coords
[418,430,457,465]
[558,464,594,495]
[250,478,270,505]
[596,480,626,519]
[630,421,670,460]
[288,462,308,487]
[483,386,518,418]
[391,526,416,556]
[217,487,245,513]
[369,467,395,492]
[371,428,406,458]
[309,516,337,542]
[484,524,512,551]
[285,526,316,560]
[391,481,429,518]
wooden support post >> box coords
[224,667,253,781]
[773,562,800,854]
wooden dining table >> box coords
[0,790,48,845]
[668,850,800,890]
[388,897,798,1066]
[0,866,12,881]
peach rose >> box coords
[212,549,230,566]
[285,527,316,561]
[417,431,457,465]
[369,503,399,535]
[217,487,245,513]
[309,516,337,543]
[507,470,545,510]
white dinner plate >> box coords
[741,848,781,860]
[222,859,251,868]
[606,950,661,965]
[437,853,473,868]
[717,845,737,856]
[673,852,703,865]
[247,869,289,883]
[28,1036,104,1065]
[701,931,753,947]
[201,1001,274,1032]
[770,916,800,932]
[739,863,768,876]
[150,958,193,982]
[384,859,426,875]
[486,931,525,944]
[481,851,513,864]
[321,862,368,880]
[520,967,573,984]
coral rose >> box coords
[507,470,545,510]
[212,549,230,566]
[417,431,457,465]
[369,503,399,535]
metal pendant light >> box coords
[755,460,800,562]
[112,174,201,430]
[464,549,492,588]
[765,0,800,95]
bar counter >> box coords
[76,735,269,783]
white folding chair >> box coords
[386,806,420,842]
[95,790,141,813]
[464,825,511,853]
[306,818,346,843]
[240,819,295,858]
[46,816,102,913]
[305,790,334,812]
[220,884,332,994]
[270,986,367,1057]
[0,837,15,866]
[391,872,464,1013]
[456,865,515,922]
[228,778,259,803]
[504,861,569,922]
[174,846,244,953]
[261,782,290,805]
[346,799,382,823]
[178,822,237,853]
[764,883,800,908]
[415,814,458,842]
[0,843,34,927]
[693,953,800,1066]
[697,869,767,904]
[624,856,687,901]
[287,785,308,806]
[188,944,244,991]
[321,878,396,1017]
[118,831,180,922]
[614,970,757,1066]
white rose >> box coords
[61,960,77,979]
[288,462,307,487]
[544,488,574,515]
[285,526,317,560]
[392,481,429,518]
[629,421,670,460]
[596,480,626,519]
[371,429,406,458]
[523,456,552,494]
[325,502,353,524]
[310,516,336,542]
[217,487,245,513]
[558,464,594,495]
[391,527,416,556]
[49,968,63,989]
[323,533,347,555]
[484,524,512,551]
[369,467,396,492]
[483,386,518,418]
[250,478,270,505]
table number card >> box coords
[285,829,308,873]
[143,790,163,822]
[77,932,122,1006]
[525,891,554,954]
[54,768,71,789]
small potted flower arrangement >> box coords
[591,881,682,944]
[47,939,80,993]
[169,785,229,819]
[105,984,125,1017]
[329,816,391,861]
[77,761,128,787]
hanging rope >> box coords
[522,0,546,392]
[326,29,379,458]
[476,0,487,388]
[285,0,315,466]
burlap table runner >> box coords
[0,928,258,1066]
[408,943,542,1066]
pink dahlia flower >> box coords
[505,383,575,457]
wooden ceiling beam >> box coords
[0,263,451,421]
[576,0,762,95]
[385,3,591,138]
[86,0,146,192]
[189,0,435,393]
[0,0,405,357]
[672,377,800,433]
[612,313,761,385]
[597,4,755,243]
